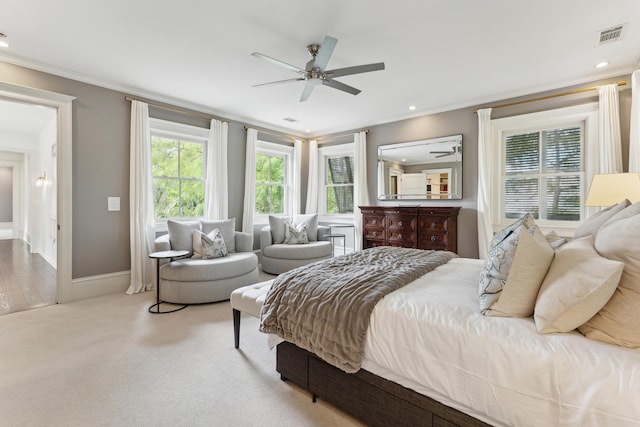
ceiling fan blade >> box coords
[323,78,361,96]
[300,82,316,102]
[325,62,385,78]
[313,36,338,71]
[251,52,305,75]
[253,78,305,87]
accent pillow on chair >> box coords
[284,223,309,244]
[201,218,236,253]
[167,220,200,254]
[268,215,291,244]
[292,214,318,242]
[192,229,228,259]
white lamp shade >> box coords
[585,173,640,206]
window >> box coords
[255,141,293,218]
[491,103,598,233]
[149,119,209,221]
[319,144,355,216]
[504,126,582,221]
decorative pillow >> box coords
[573,199,630,239]
[202,228,228,259]
[200,218,236,253]
[284,222,309,245]
[479,213,554,317]
[534,236,623,333]
[579,201,640,347]
[292,214,318,242]
[269,215,290,244]
[544,230,568,250]
[167,220,200,254]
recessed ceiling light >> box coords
[402,158,407,162]
[0,32,8,48]
[305,129,311,133]
[595,61,609,68]
[409,105,416,111]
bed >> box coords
[260,207,640,427]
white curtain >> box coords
[242,128,257,234]
[305,140,319,214]
[476,108,493,260]
[127,101,155,294]
[630,70,640,172]
[598,84,623,174]
[205,119,229,220]
[354,131,369,251]
[291,139,302,215]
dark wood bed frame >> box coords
[277,341,491,427]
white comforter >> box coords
[363,258,640,427]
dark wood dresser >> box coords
[360,206,460,252]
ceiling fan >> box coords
[252,36,385,102]
[433,146,462,158]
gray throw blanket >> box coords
[260,246,457,373]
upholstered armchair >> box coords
[260,215,332,275]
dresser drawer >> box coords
[386,215,416,232]
[418,216,449,232]
[363,239,385,249]
[364,228,385,240]
[364,215,385,228]
[420,232,449,247]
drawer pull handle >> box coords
[396,210,400,213]
[372,219,377,225]
[430,210,435,215]
[431,222,436,228]
[398,233,403,239]
[372,231,377,237]
[398,221,403,227]
[431,235,436,241]
[372,242,377,247]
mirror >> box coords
[377,134,462,200]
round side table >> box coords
[148,249,189,314]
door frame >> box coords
[0,81,75,303]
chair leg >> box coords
[233,309,241,349]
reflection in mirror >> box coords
[377,135,462,200]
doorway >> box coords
[0,98,57,314]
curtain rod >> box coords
[473,80,627,113]
[125,96,231,124]
[316,129,369,142]
[243,126,298,141]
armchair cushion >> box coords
[192,229,228,259]
[284,223,309,244]
[292,214,318,242]
[268,215,289,244]
[167,220,200,254]
[201,218,236,253]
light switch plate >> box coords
[108,197,120,212]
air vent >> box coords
[598,24,625,45]
[283,117,297,122]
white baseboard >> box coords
[71,270,131,301]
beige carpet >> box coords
[0,290,364,426]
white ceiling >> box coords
[1,0,639,137]
[0,98,56,133]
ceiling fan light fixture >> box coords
[0,32,9,48]
[595,61,609,68]
[409,105,416,111]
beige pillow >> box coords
[534,236,623,333]
[579,201,640,347]
[544,230,568,250]
[479,214,555,317]
[573,199,630,239]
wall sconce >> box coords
[585,173,640,206]
[36,171,47,186]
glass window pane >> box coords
[180,180,205,217]
[255,154,270,183]
[255,184,270,214]
[505,177,539,219]
[542,127,581,173]
[270,156,285,184]
[543,175,580,221]
[180,142,204,179]
[272,185,285,214]
[326,185,354,214]
[153,178,179,218]
[152,138,179,177]
[327,156,354,184]
[505,132,539,175]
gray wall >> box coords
[0,167,12,222]
[0,60,631,277]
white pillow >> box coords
[579,201,640,347]
[479,213,554,317]
[292,214,318,242]
[284,222,309,245]
[573,199,630,239]
[167,220,200,254]
[201,218,236,253]
[534,236,623,333]
[269,215,290,244]
[192,229,228,259]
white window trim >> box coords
[318,143,355,222]
[490,103,598,237]
[149,118,209,231]
[254,140,294,224]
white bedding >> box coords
[363,258,640,427]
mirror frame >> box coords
[377,134,463,200]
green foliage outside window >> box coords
[255,153,285,214]
[152,137,205,219]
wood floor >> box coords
[0,239,56,315]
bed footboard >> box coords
[276,342,490,427]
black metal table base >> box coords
[148,301,188,314]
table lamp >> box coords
[585,173,640,206]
